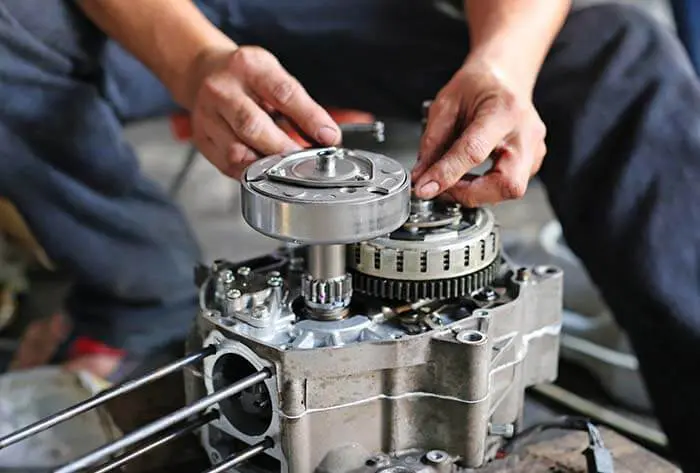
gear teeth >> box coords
[301,273,353,307]
[351,259,500,301]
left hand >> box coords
[411,57,547,207]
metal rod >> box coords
[202,438,274,473]
[531,384,668,449]
[56,369,271,473]
[0,345,216,450]
[308,244,346,280]
[91,411,219,473]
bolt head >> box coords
[220,269,235,284]
[226,289,241,300]
[267,276,283,287]
[237,266,251,278]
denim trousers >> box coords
[1,1,699,469]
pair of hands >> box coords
[188,46,547,205]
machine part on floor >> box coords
[0,141,562,473]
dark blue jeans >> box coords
[1,1,699,469]
[671,0,700,73]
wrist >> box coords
[465,43,540,98]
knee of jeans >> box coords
[572,3,695,78]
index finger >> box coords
[252,64,341,147]
[413,110,515,200]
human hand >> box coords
[411,58,546,206]
[187,46,341,179]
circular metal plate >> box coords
[241,148,410,244]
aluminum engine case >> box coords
[184,249,562,473]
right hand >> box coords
[188,46,341,179]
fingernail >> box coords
[317,126,339,145]
[419,181,439,197]
[284,143,303,153]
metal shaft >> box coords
[308,244,346,280]
[56,369,271,473]
[202,438,274,473]
[92,411,219,473]
[0,345,216,450]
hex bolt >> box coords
[237,266,252,279]
[488,423,515,438]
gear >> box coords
[351,258,500,300]
[301,273,353,309]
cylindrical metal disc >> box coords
[241,148,410,244]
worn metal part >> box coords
[240,147,410,244]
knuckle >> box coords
[499,91,518,112]
[463,135,490,162]
[229,46,278,75]
[233,107,262,139]
[227,143,248,163]
[270,78,298,106]
[499,176,526,200]
[437,158,465,184]
[202,76,224,98]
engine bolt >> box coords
[237,266,252,278]
[226,289,241,300]
[488,423,515,438]
[220,269,235,284]
[267,276,283,287]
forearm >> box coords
[77,0,236,107]
[464,0,571,96]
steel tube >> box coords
[202,438,274,473]
[56,369,271,473]
[0,346,216,450]
[308,244,346,280]
[91,411,219,473]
